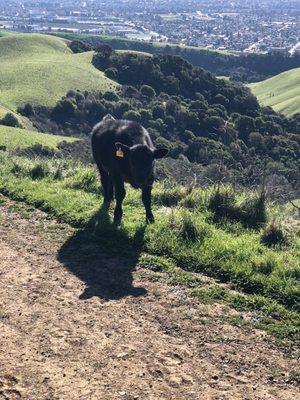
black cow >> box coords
[91,114,168,223]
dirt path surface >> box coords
[0,199,299,400]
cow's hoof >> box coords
[113,217,122,226]
[146,215,155,224]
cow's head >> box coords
[115,143,168,188]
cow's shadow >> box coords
[57,203,147,301]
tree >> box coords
[123,110,141,123]
[69,40,92,54]
[249,132,265,151]
[214,94,229,107]
[165,115,176,131]
[52,99,76,122]
[103,91,119,102]
[92,44,113,70]
[95,44,113,58]
[140,109,152,124]
[152,105,165,120]
[140,85,156,99]
[235,115,256,143]
[18,103,34,117]
[114,101,130,118]
[123,86,140,98]
[88,101,106,123]
[104,67,118,80]
[204,116,225,132]
[166,99,179,116]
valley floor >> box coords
[0,197,298,400]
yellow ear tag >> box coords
[116,148,124,158]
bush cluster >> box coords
[0,113,20,128]
[208,188,267,228]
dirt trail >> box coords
[0,199,298,400]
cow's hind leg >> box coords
[114,177,126,223]
[142,186,154,223]
[98,164,113,204]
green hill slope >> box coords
[249,68,300,116]
[0,34,117,111]
[0,125,77,150]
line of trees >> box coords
[19,47,299,193]
[59,34,300,83]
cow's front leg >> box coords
[114,177,126,223]
[142,186,154,223]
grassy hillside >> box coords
[0,125,77,149]
[250,68,300,116]
[0,151,299,346]
[0,34,117,111]
[0,29,15,37]
[0,104,36,130]
[0,118,298,346]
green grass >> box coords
[0,153,298,311]
[0,29,15,37]
[249,68,300,116]
[116,49,152,57]
[0,152,298,346]
[0,125,77,149]
[146,255,299,345]
[0,105,8,119]
[0,33,118,111]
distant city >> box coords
[0,0,299,55]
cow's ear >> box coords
[153,148,169,159]
[115,142,130,157]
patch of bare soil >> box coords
[0,199,298,400]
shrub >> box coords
[178,211,199,242]
[252,256,278,275]
[14,143,56,158]
[179,190,201,210]
[95,43,113,58]
[52,161,72,181]
[1,113,20,127]
[69,40,92,54]
[30,162,50,180]
[168,209,211,244]
[65,168,100,194]
[75,91,85,103]
[52,99,76,122]
[153,185,191,207]
[261,223,289,248]
[240,194,267,229]
[11,161,27,177]
[18,103,34,117]
[208,187,237,221]
[208,187,267,228]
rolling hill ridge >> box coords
[249,68,300,116]
[0,33,117,112]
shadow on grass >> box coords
[57,203,147,301]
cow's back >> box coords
[91,118,153,171]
